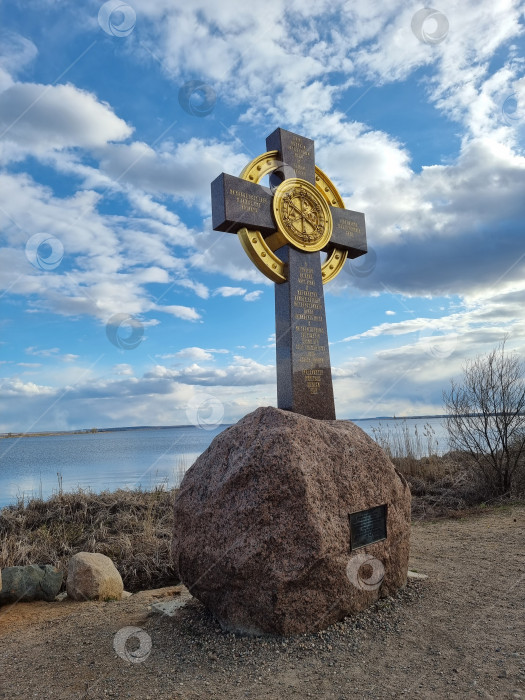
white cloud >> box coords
[154,304,201,321]
[25,346,60,357]
[327,136,525,299]
[173,347,214,362]
[96,137,247,208]
[0,82,133,159]
[0,377,54,396]
[62,354,79,363]
[243,290,263,302]
[174,278,210,300]
[144,354,275,386]
[213,286,247,298]
[0,30,37,87]
[112,364,134,376]
[0,172,204,325]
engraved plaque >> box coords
[350,504,387,550]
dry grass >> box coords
[0,487,178,592]
[370,420,442,461]
[372,420,525,517]
[393,452,524,519]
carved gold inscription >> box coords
[288,136,311,179]
[337,218,361,236]
[302,368,323,394]
[229,188,266,214]
[292,265,327,394]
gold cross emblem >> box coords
[273,179,332,251]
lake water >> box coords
[0,417,449,510]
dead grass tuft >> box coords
[0,487,178,592]
[393,452,525,519]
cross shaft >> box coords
[210,128,367,420]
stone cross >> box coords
[211,128,367,420]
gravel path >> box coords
[1,505,524,699]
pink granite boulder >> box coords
[172,406,411,635]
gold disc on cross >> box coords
[234,149,352,284]
[272,178,332,252]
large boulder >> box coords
[172,406,411,636]
[0,564,63,604]
[67,552,123,601]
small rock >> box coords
[67,552,123,601]
[407,570,428,580]
[0,564,63,604]
[149,588,193,617]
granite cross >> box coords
[211,128,367,420]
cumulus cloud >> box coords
[326,136,525,300]
[96,138,247,208]
[144,354,275,386]
[0,171,204,324]
[0,377,55,397]
[172,347,215,361]
[0,83,133,159]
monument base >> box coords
[172,406,411,636]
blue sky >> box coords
[0,0,524,432]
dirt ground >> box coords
[0,506,524,700]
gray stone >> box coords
[0,564,63,604]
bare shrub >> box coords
[443,340,525,497]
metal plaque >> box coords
[350,504,387,550]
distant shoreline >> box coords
[0,415,451,439]
[0,425,220,439]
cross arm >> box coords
[266,128,315,184]
[211,173,275,235]
[326,207,367,258]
